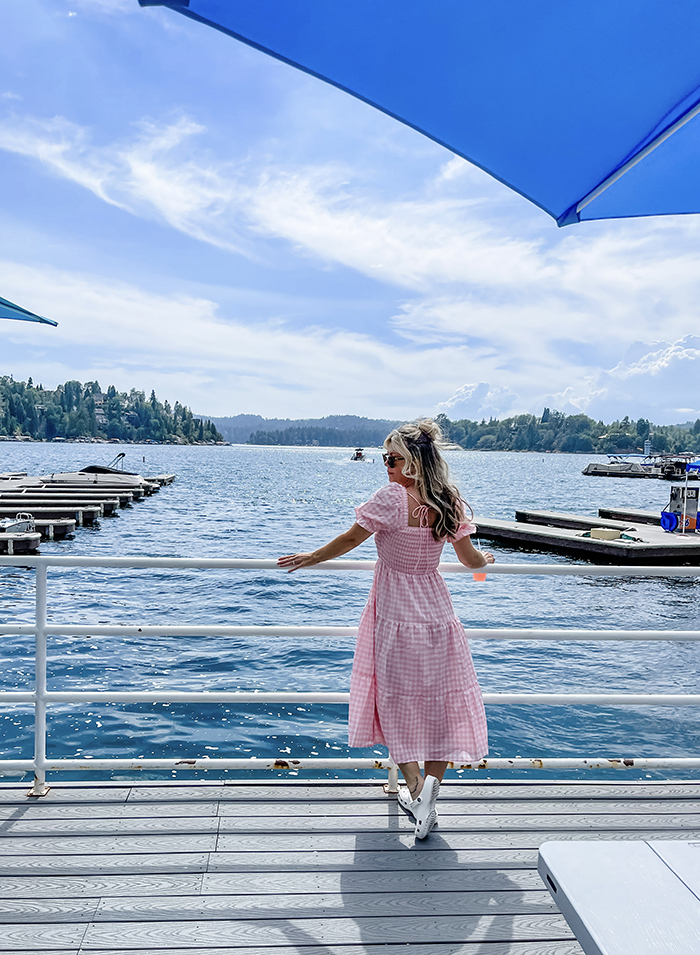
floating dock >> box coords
[0,531,41,555]
[0,778,699,954]
[0,468,175,553]
[475,508,700,564]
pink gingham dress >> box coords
[349,482,488,764]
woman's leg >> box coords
[398,761,423,798]
[398,760,449,795]
[425,760,448,783]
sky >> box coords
[1,0,700,424]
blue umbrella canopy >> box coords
[140,0,700,226]
[0,295,57,327]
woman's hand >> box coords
[278,523,372,573]
[277,552,318,573]
[452,535,496,569]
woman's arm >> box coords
[278,522,372,572]
[452,534,495,569]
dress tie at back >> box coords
[411,503,430,528]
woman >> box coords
[278,419,494,839]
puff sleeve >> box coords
[355,483,403,534]
[451,519,477,541]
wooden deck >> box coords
[1,778,699,954]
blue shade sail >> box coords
[0,296,57,327]
[140,0,700,227]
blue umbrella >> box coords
[140,1,700,226]
[0,295,57,327]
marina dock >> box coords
[475,507,700,563]
[0,469,176,552]
[1,778,699,953]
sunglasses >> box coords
[382,453,405,468]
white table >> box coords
[539,841,700,954]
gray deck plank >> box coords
[201,868,546,894]
[0,815,220,836]
[0,853,211,876]
[208,849,541,871]
[0,873,204,898]
[2,824,697,861]
[80,913,574,948]
[216,827,700,852]
[216,811,700,832]
[0,786,131,803]
[0,951,80,955]
[1,795,700,821]
[216,797,700,817]
[0,802,218,820]
[0,898,98,923]
[0,868,544,897]
[0,833,217,854]
[121,781,700,801]
[91,889,556,921]
[0,922,87,951]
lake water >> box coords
[1,442,699,783]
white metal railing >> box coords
[1,554,699,795]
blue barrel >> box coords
[660,511,679,532]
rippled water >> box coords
[1,442,699,782]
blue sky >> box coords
[1,0,700,423]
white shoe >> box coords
[397,786,417,817]
[413,775,440,839]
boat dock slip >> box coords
[1,779,700,955]
[0,497,120,516]
[597,507,660,525]
[475,510,700,563]
[0,530,41,554]
[149,473,176,486]
[0,505,101,526]
[0,489,135,507]
[28,517,76,540]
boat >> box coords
[350,447,374,462]
[0,512,35,535]
[582,453,700,480]
[0,511,40,554]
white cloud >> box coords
[0,259,496,418]
[579,337,700,424]
[437,382,519,420]
[4,113,700,421]
[1,92,22,101]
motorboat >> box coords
[582,453,700,480]
[350,448,374,462]
[0,513,35,534]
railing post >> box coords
[28,562,50,797]
[386,762,399,795]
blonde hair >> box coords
[385,418,467,541]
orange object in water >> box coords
[473,572,487,582]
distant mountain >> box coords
[199,414,402,445]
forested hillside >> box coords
[435,410,700,455]
[206,414,401,445]
[245,408,700,453]
[0,376,223,444]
